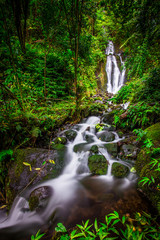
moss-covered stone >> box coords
[111,162,129,178]
[97,131,115,142]
[135,148,151,175]
[145,122,160,146]
[104,143,118,157]
[90,145,99,154]
[88,155,108,175]
[73,143,90,152]
[51,143,66,150]
[64,130,77,141]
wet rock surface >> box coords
[97,130,115,142]
[111,162,129,178]
[88,155,108,175]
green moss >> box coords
[145,123,160,145]
[135,148,151,175]
[90,145,99,154]
[111,162,129,178]
[51,143,65,150]
[29,196,39,211]
[88,155,108,175]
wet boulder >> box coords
[104,143,118,157]
[5,148,63,208]
[88,155,108,175]
[111,162,129,178]
[73,143,91,152]
[85,133,95,143]
[121,144,138,159]
[97,131,115,142]
[29,186,52,211]
[64,130,77,141]
[90,145,99,154]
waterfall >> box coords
[105,41,126,94]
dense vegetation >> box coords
[0,0,160,239]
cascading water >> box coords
[0,116,150,240]
[106,41,126,94]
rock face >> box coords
[102,112,115,124]
[88,155,108,175]
[5,148,64,208]
[111,162,129,178]
[97,131,115,142]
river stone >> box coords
[73,143,90,153]
[121,144,138,159]
[102,112,114,124]
[85,133,95,143]
[29,186,52,211]
[5,148,64,208]
[64,130,77,141]
[111,162,129,178]
[97,131,115,142]
[88,155,108,175]
[104,143,118,157]
[90,145,99,154]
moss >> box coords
[111,162,129,178]
[54,137,67,145]
[145,122,160,146]
[90,145,99,154]
[135,148,151,175]
[88,155,108,175]
[29,195,39,211]
[139,163,160,211]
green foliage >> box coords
[31,230,45,240]
[55,211,160,240]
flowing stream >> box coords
[0,116,151,240]
[106,41,126,94]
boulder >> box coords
[111,162,129,178]
[90,145,99,154]
[29,186,52,211]
[97,131,115,142]
[54,137,67,145]
[73,143,90,153]
[5,148,64,208]
[104,143,118,157]
[64,130,77,141]
[121,144,138,159]
[88,155,108,175]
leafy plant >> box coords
[31,230,45,240]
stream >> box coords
[0,116,152,240]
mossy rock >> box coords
[139,163,160,212]
[90,145,99,154]
[102,112,115,124]
[54,137,67,145]
[135,148,151,175]
[73,143,90,153]
[111,162,129,178]
[97,131,115,142]
[145,123,160,146]
[88,155,108,175]
[104,143,118,157]
[5,148,60,209]
[64,130,77,141]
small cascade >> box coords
[0,116,149,240]
[106,41,126,94]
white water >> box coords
[106,41,126,94]
[0,116,138,239]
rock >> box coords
[90,145,99,154]
[102,112,115,124]
[5,148,64,209]
[97,131,115,142]
[88,155,108,175]
[144,122,160,146]
[104,143,118,157]
[29,186,52,211]
[73,143,90,153]
[64,130,77,141]
[121,144,138,159]
[85,133,95,143]
[51,143,66,151]
[54,137,67,145]
[111,162,129,178]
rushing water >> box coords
[106,41,126,94]
[0,116,151,240]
